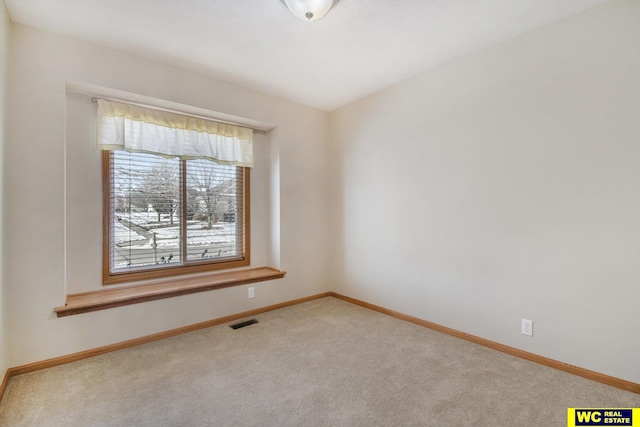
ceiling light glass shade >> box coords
[283,0,335,21]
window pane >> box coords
[111,151,181,272]
[185,159,243,262]
[105,150,248,283]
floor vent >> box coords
[229,319,259,330]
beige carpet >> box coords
[1,297,638,426]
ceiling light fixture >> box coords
[282,0,336,22]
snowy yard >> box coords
[112,211,238,269]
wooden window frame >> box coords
[102,151,250,285]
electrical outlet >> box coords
[521,319,533,336]
[248,287,255,299]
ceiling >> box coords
[4,0,610,111]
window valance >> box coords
[96,99,253,167]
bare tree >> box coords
[187,159,235,228]
[113,153,150,213]
[141,161,179,224]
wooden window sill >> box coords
[54,266,286,317]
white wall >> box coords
[330,0,640,384]
[0,1,10,378]
[5,24,331,366]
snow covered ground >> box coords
[114,221,147,244]
[114,212,236,248]
[112,212,238,269]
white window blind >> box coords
[96,99,253,167]
[105,150,248,281]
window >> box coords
[97,99,253,285]
[103,151,249,284]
